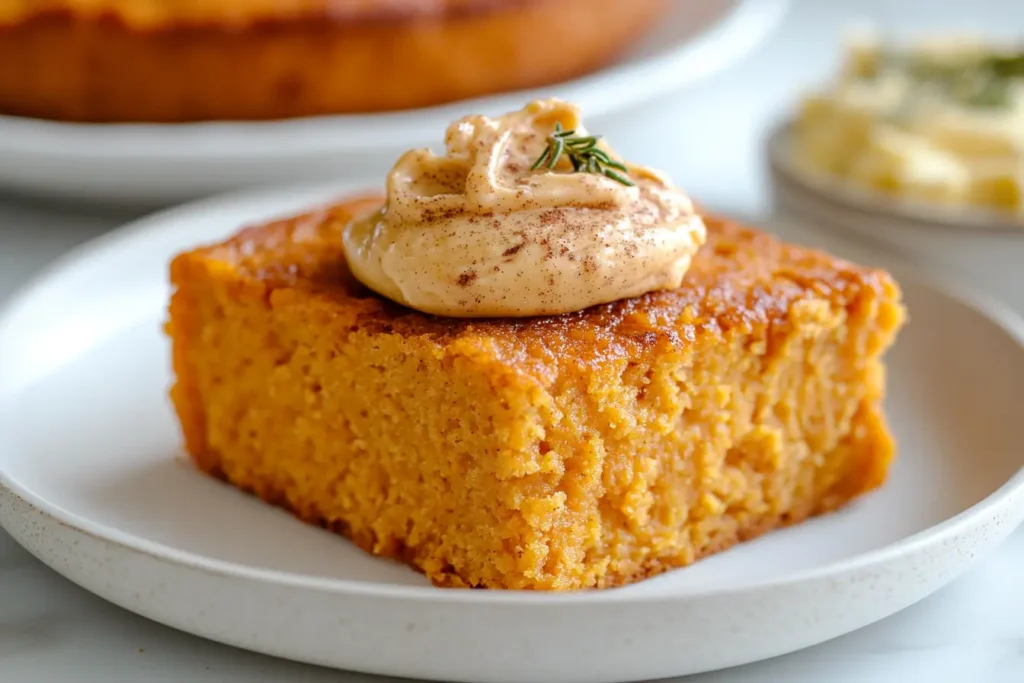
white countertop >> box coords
[1,1,1023,681]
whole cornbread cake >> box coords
[0,0,667,122]
[166,100,906,590]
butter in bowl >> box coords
[767,30,1024,312]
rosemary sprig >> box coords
[981,52,1024,79]
[530,122,634,186]
[872,48,1024,109]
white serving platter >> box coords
[0,0,789,206]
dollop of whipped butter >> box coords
[342,98,706,318]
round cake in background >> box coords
[0,0,669,123]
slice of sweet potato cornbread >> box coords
[166,195,905,590]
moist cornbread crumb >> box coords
[165,195,906,590]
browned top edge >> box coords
[0,0,573,31]
[172,192,901,372]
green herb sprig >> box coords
[873,48,1024,109]
[530,122,634,186]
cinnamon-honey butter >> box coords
[343,99,706,318]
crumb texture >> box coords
[166,196,906,590]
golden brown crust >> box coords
[2,1,560,26]
[0,0,669,122]
[182,192,903,372]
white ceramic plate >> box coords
[1,182,1023,683]
[0,0,788,206]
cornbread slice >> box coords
[166,196,905,590]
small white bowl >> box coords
[766,121,1024,313]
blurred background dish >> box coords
[768,120,1024,314]
[0,0,789,207]
[0,0,670,123]
[766,25,1024,317]
[790,30,1024,218]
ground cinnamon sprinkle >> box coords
[538,209,565,226]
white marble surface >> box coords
[1,1,1023,681]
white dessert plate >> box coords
[1,181,1023,683]
[0,0,789,206]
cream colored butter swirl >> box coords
[342,99,706,318]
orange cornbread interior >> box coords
[166,196,906,590]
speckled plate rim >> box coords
[0,179,1022,608]
[0,0,789,161]
[766,120,1024,235]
